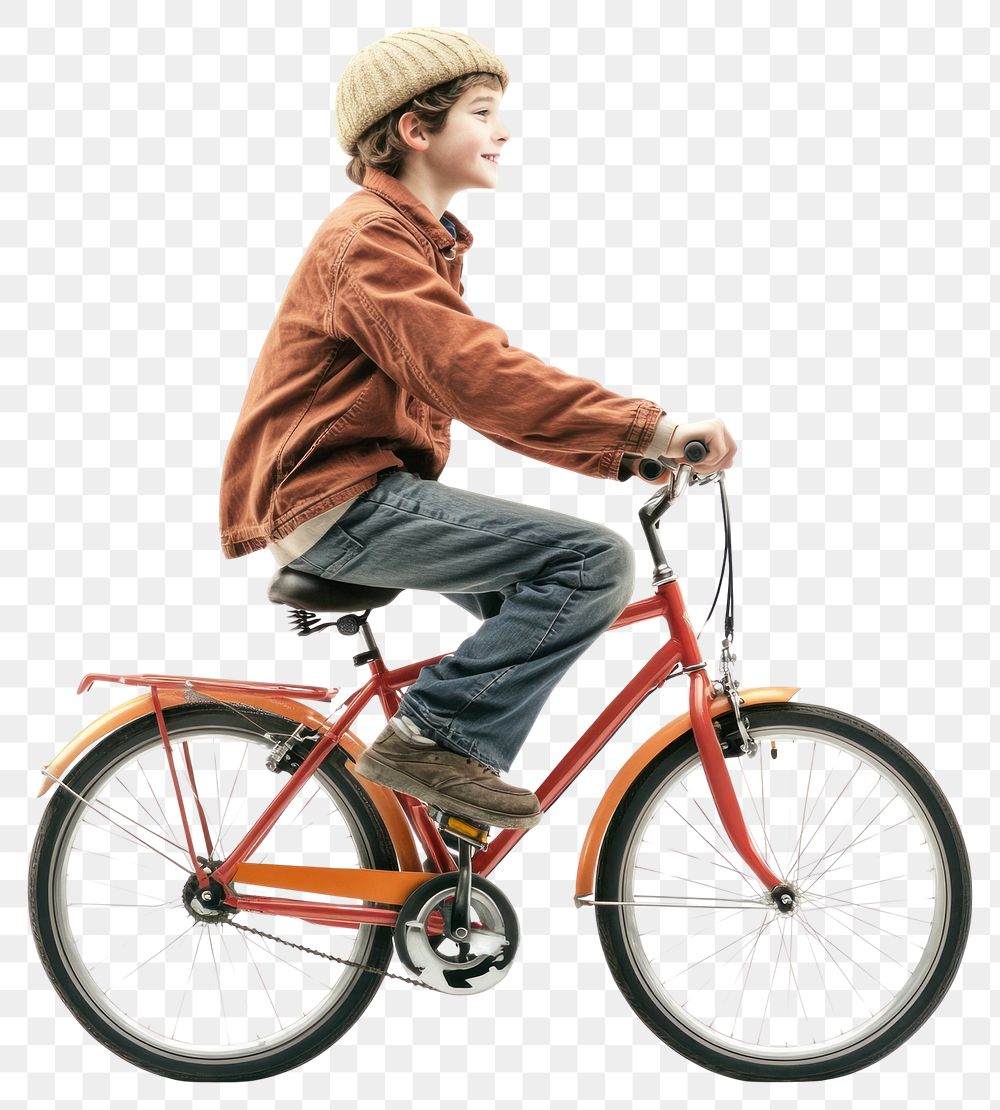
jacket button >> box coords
[442,246,456,260]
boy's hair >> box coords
[345,72,504,186]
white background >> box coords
[6,2,995,1107]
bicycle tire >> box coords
[594,701,971,1081]
[29,702,399,1082]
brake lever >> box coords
[638,457,722,493]
[671,461,693,499]
[639,457,695,503]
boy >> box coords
[218,27,736,830]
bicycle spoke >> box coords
[33,713,397,1078]
[169,925,205,1041]
[136,759,185,849]
[74,835,186,879]
[236,929,283,1026]
[800,889,935,928]
[727,914,774,1039]
[814,902,914,970]
[796,912,881,999]
[790,741,818,893]
[239,929,341,992]
[785,759,864,881]
[288,783,325,826]
[666,795,761,898]
[212,749,227,858]
[798,797,904,891]
[112,772,179,848]
[215,740,249,856]
[215,795,249,863]
[658,870,765,902]
[205,926,230,1046]
[774,917,813,1032]
[109,920,201,990]
[795,776,885,888]
[606,716,958,1067]
[804,873,909,902]
[81,791,190,859]
[58,782,191,875]
[665,917,779,985]
[637,906,755,952]
[736,756,785,878]
[634,856,764,905]
[637,843,760,884]
[795,760,837,853]
[756,926,788,1045]
[798,815,915,881]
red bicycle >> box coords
[29,446,970,1082]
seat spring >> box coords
[287,608,336,636]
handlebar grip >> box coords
[637,439,708,480]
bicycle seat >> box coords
[267,567,402,613]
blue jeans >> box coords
[286,470,635,774]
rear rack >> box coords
[76,672,340,702]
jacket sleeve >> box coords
[485,412,677,481]
[330,216,665,480]
[616,415,679,481]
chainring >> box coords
[392,872,520,995]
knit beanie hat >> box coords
[335,27,509,156]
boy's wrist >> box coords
[618,413,680,481]
[642,414,677,460]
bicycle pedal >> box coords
[427,805,490,849]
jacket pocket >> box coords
[274,376,375,495]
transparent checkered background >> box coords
[4,2,996,1106]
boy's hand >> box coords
[623,416,737,483]
[666,418,738,474]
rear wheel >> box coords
[29,702,398,1081]
[595,701,971,1081]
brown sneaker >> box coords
[354,718,541,830]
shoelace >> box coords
[400,731,500,775]
[465,755,500,776]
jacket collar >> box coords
[361,165,473,258]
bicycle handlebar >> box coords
[634,438,720,576]
[637,439,709,481]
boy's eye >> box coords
[476,110,490,116]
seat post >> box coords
[335,609,385,669]
[357,614,382,661]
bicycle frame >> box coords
[62,574,787,938]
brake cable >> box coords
[695,472,734,646]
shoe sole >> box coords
[355,750,542,830]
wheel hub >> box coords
[770,881,800,915]
[181,857,238,922]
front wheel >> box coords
[29,702,399,1081]
[595,701,971,1081]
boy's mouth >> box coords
[481,154,500,163]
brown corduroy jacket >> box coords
[219,165,667,560]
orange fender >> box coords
[35,688,423,873]
[574,686,799,903]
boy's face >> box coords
[400,83,510,193]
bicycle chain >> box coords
[217,917,438,990]
[181,682,441,991]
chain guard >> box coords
[393,872,520,995]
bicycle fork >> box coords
[690,665,792,904]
